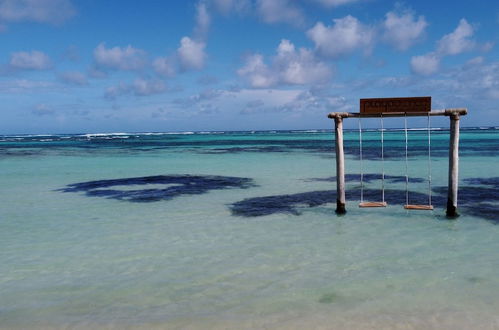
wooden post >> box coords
[334,115,346,214]
[447,113,460,217]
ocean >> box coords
[1,128,498,329]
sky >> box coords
[0,0,498,134]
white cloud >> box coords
[0,0,75,25]
[177,36,206,70]
[105,78,166,100]
[437,18,475,56]
[238,39,332,88]
[87,66,107,79]
[307,15,374,58]
[172,2,210,73]
[452,60,499,99]
[172,87,349,119]
[217,88,303,115]
[224,87,351,115]
[174,88,223,107]
[382,9,427,51]
[211,0,250,15]
[58,71,87,85]
[410,53,440,76]
[237,54,275,88]
[465,56,484,66]
[195,1,210,38]
[93,43,147,71]
[311,0,361,7]
[0,79,55,93]
[256,0,304,26]
[153,56,175,77]
[241,99,265,113]
[104,83,128,100]
[276,90,350,113]
[274,39,332,85]
[9,50,51,70]
[410,18,479,76]
[132,78,166,96]
[413,59,499,103]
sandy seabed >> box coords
[10,310,499,330]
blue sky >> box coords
[0,0,498,133]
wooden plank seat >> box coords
[404,204,434,210]
[359,201,387,208]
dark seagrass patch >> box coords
[59,174,256,202]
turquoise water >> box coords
[1,129,499,329]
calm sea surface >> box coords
[1,128,498,329]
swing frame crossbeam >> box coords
[328,108,467,217]
[328,109,466,119]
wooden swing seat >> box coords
[359,201,387,208]
[404,204,434,210]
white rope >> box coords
[404,114,409,206]
[358,117,364,203]
[427,113,432,206]
[381,114,385,203]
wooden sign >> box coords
[360,97,431,113]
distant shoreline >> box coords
[1,126,498,137]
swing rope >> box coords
[358,117,364,203]
[427,113,432,206]
[381,114,385,204]
[404,113,409,206]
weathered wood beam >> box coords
[327,109,467,119]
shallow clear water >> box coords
[1,129,498,329]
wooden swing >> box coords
[357,98,433,209]
[328,97,467,216]
[403,113,433,210]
